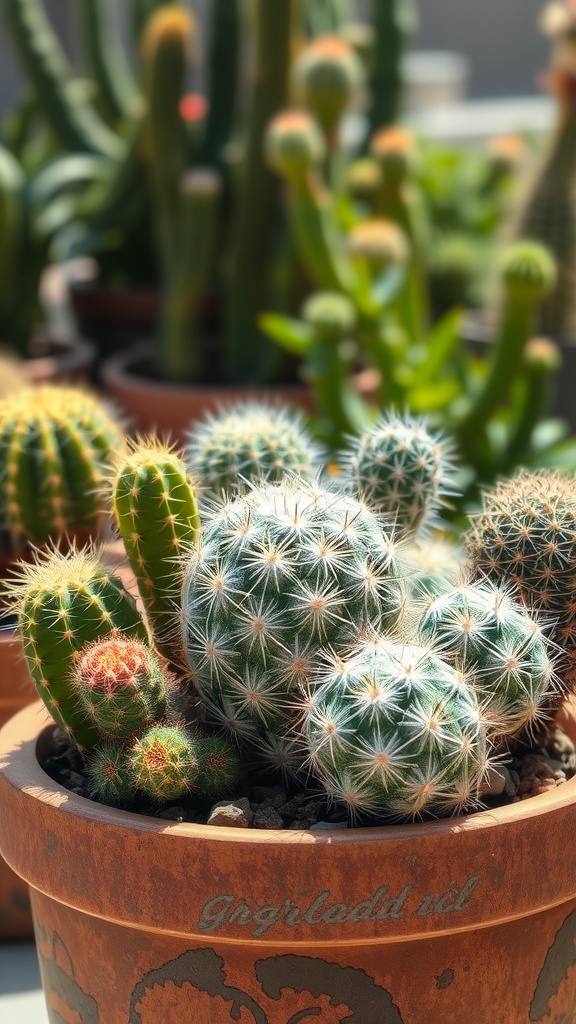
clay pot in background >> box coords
[2,701,576,1023]
[101,343,314,445]
[68,282,160,361]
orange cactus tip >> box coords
[78,636,151,694]
[371,127,415,159]
[348,219,409,268]
[142,6,195,59]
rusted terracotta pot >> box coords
[101,344,314,445]
[2,704,576,1023]
[0,630,36,940]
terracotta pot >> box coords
[23,328,96,386]
[0,540,136,941]
[2,703,576,1022]
[101,343,314,445]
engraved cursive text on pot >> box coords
[198,875,480,937]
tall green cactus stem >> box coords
[113,439,200,663]
[225,0,294,384]
[515,86,576,334]
[504,337,562,469]
[266,111,356,295]
[73,635,170,740]
[79,0,140,124]
[300,292,370,450]
[303,637,487,821]
[0,147,25,336]
[12,546,148,749]
[466,470,576,659]
[368,0,418,134]
[200,0,241,169]
[129,725,200,802]
[456,243,557,449]
[371,128,428,340]
[417,581,556,739]
[340,414,454,541]
[305,0,352,36]
[182,477,404,771]
[6,0,121,158]
[185,403,320,499]
[0,386,124,551]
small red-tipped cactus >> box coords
[74,636,169,741]
[129,726,200,802]
[196,736,242,800]
[88,743,137,807]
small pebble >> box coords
[479,767,507,798]
[253,806,284,830]
[157,807,186,822]
[208,798,254,828]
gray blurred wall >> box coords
[0,0,552,117]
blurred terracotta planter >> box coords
[68,282,160,359]
[101,343,314,445]
[2,703,576,1022]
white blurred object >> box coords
[403,50,471,113]
[407,95,555,145]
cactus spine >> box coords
[182,477,404,770]
[112,439,200,663]
[0,386,123,551]
[12,547,148,749]
[185,403,321,499]
[304,637,487,821]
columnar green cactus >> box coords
[466,471,576,658]
[79,0,140,125]
[0,386,124,551]
[182,477,405,771]
[185,403,320,499]
[456,242,557,449]
[11,546,148,749]
[6,0,121,158]
[199,0,241,168]
[303,636,488,821]
[73,635,170,741]
[368,0,418,133]
[417,580,557,739]
[340,413,454,541]
[112,439,200,664]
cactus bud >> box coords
[141,5,195,62]
[523,336,562,373]
[301,291,356,341]
[265,110,325,181]
[345,158,382,204]
[292,35,364,136]
[370,127,416,179]
[348,218,409,272]
[74,635,170,741]
[501,242,557,302]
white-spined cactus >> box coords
[416,579,558,739]
[340,413,455,541]
[303,636,488,821]
[185,403,321,499]
[181,477,405,773]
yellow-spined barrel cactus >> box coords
[182,477,405,772]
[340,413,454,541]
[303,637,488,821]
[417,580,557,739]
[0,385,123,552]
[185,403,321,499]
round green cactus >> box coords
[348,218,409,273]
[340,413,454,541]
[292,35,364,136]
[73,635,170,741]
[88,742,137,807]
[185,403,321,499]
[397,538,462,603]
[265,110,325,182]
[129,725,200,802]
[417,580,557,738]
[466,471,576,656]
[196,735,243,800]
[0,385,123,552]
[301,292,356,341]
[182,477,405,771]
[501,241,557,302]
[303,636,488,821]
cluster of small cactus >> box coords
[8,403,574,827]
[0,385,123,555]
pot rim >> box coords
[2,702,576,945]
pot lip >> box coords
[3,701,576,846]
[101,342,309,400]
